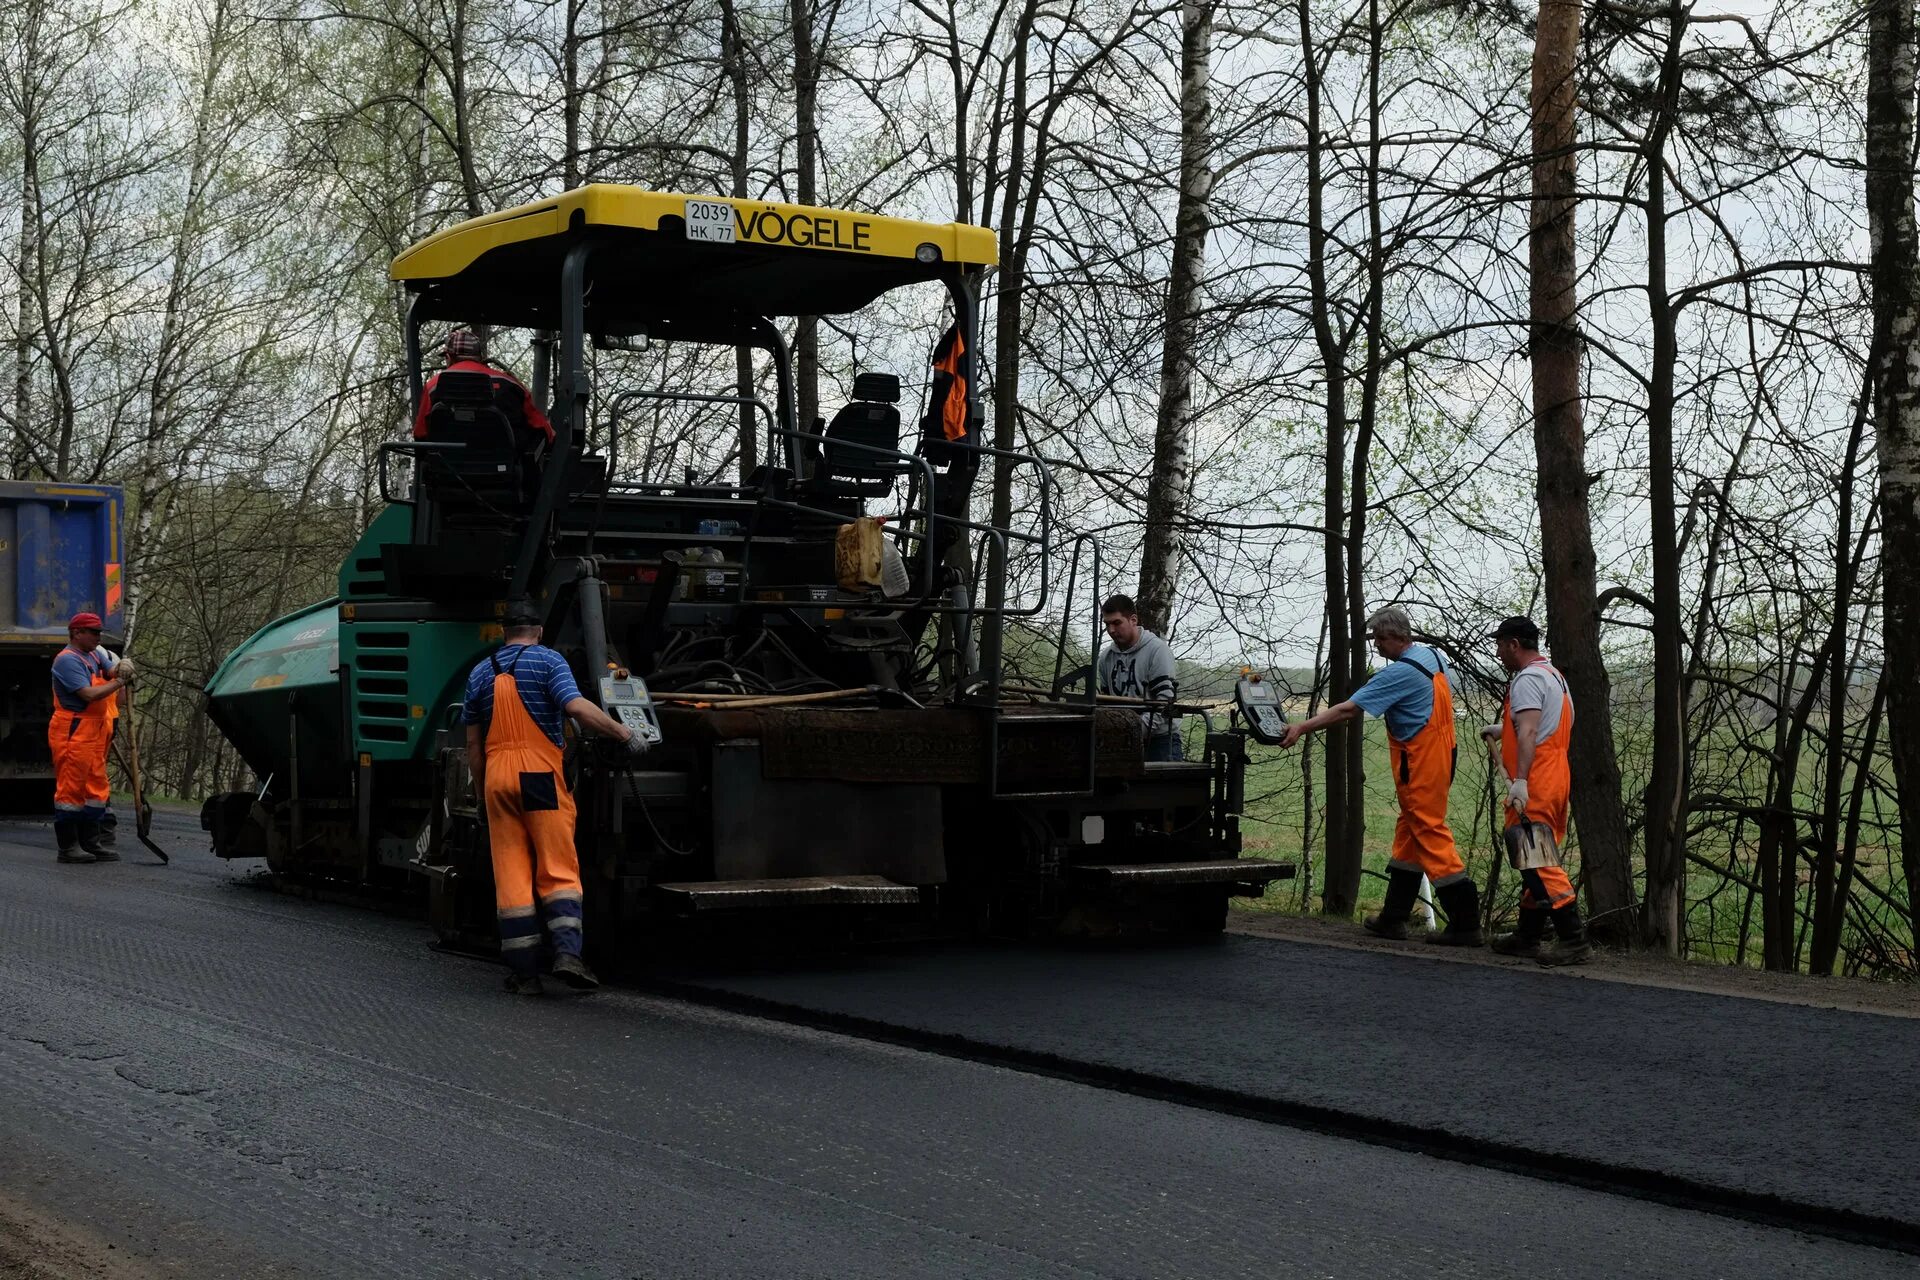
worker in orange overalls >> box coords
[48,612,134,864]
[1281,606,1482,944]
[1485,616,1592,966]
[461,601,640,995]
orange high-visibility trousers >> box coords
[480,653,583,975]
[1387,655,1467,887]
[49,646,114,820]
[1503,661,1577,911]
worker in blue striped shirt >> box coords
[462,600,638,995]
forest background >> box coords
[5,0,1915,976]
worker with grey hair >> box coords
[1279,606,1481,944]
[1098,593,1183,761]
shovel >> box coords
[117,681,168,864]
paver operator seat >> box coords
[417,369,545,516]
[818,372,906,498]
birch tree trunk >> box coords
[721,0,756,478]
[126,0,235,648]
[448,0,485,218]
[1865,0,1920,947]
[1137,1,1212,639]
[9,0,44,479]
[562,0,584,189]
[791,0,820,437]
[1528,0,1637,944]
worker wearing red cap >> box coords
[49,613,134,864]
[412,328,554,442]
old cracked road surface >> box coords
[0,811,1910,1279]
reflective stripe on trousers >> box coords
[1520,866,1577,911]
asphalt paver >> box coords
[665,923,1920,1235]
[0,811,1909,1278]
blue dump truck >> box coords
[0,481,126,813]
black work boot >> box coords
[76,819,112,860]
[90,811,120,861]
[503,972,545,996]
[550,953,600,990]
[1491,908,1548,958]
[1426,880,1485,947]
[1537,902,1593,967]
[1363,867,1423,940]
[55,819,95,864]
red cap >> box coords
[68,612,104,632]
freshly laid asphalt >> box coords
[0,808,1910,1277]
[665,930,1920,1239]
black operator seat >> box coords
[420,370,542,508]
[820,372,906,498]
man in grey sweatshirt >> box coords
[1098,594,1183,761]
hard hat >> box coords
[68,612,104,632]
[501,599,543,627]
[445,328,487,361]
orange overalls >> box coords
[49,647,116,828]
[481,649,584,975]
[1386,650,1466,888]
[1502,660,1577,911]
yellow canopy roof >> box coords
[392,187,992,329]
[394,186,995,282]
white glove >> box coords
[622,727,648,756]
[1479,722,1502,743]
[1505,777,1529,814]
[115,657,137,682]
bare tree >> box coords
[1137,0,1212,639]
[1866,0,1920,947]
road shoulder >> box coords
[0,1190,155,1280]
[1229,907,1920,1019]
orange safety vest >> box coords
[49,647,115,814]
[1502,659,1575,845]
[925,324,969,446]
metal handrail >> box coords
[596,388,779,486]
[376,440,467,504]
[1051,533,1103,705]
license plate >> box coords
[683,199,736,243]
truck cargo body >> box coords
[0,482,126,813]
